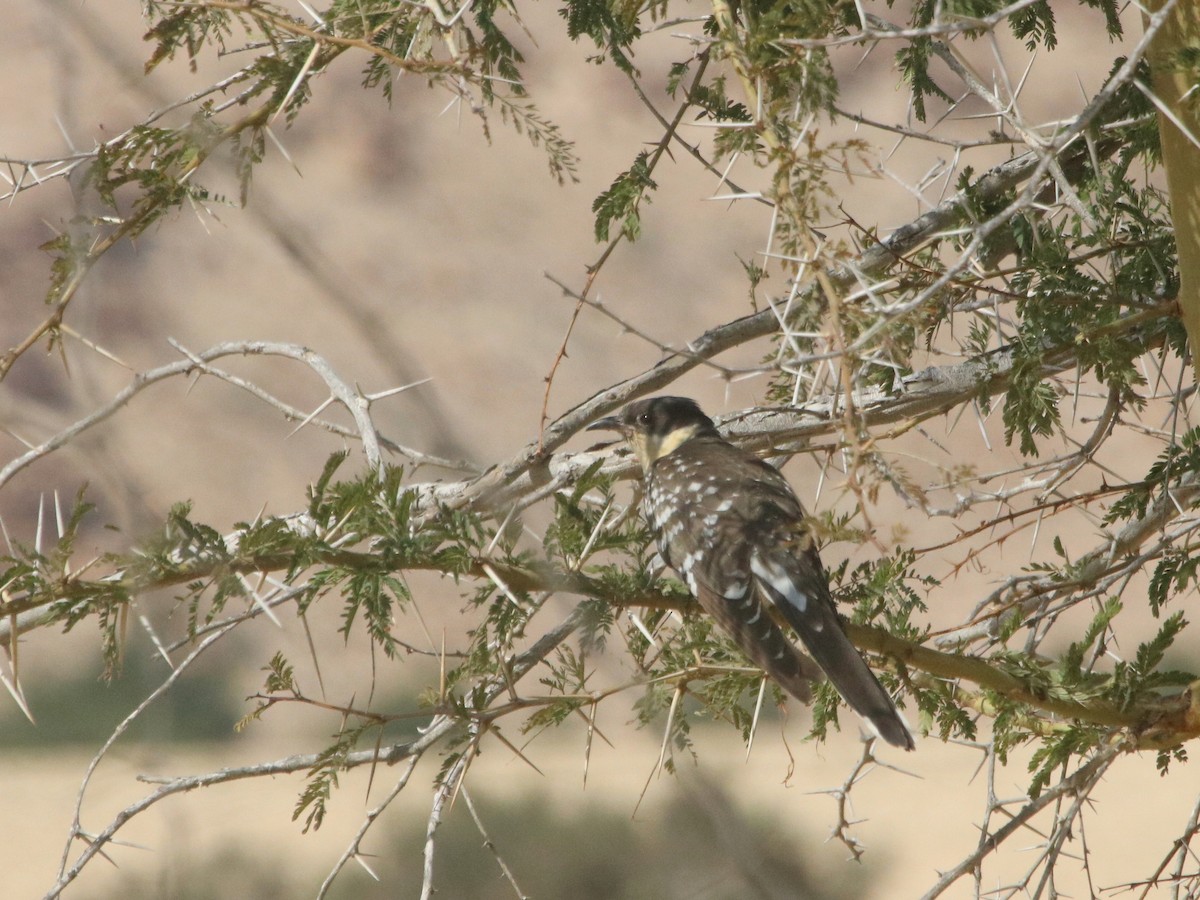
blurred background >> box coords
[1,2,1195,897]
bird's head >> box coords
[587,396,719,472]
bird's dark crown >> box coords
[619,396,716,437]
[588,396,720,470]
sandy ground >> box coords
[6,723,1196,898]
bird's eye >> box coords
[638,412,652,426]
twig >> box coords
[921,745,1121,899]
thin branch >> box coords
[317,759,418,899]
[1,340,411,495]
[920,745,1121,899]
[461,786,529,900]
[43,601,589,898]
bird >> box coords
[588,395,915,750]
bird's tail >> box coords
[796,612,915,750]
[749,553,915,750]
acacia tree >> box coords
[3,0,1200,897]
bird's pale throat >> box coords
[633,423,702,470]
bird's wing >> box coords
[688,573,821,704]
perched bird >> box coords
[588,396,914,750]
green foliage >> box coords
[79,0,590,302]
[1107,613,1193,712]
[236,653,300,731]
[733,0,845,115]
[807,679,842,742]
[696,669,776,741]
[914,680,979,744]
[1148,548,1200,617]
[1107,427,1200,526]
[559,0,642,72]
[691,76,759,157]
[295,723,371,832]
[1080,0,1124,40]
[840,550,932,641]
[1001,349,1060,457]
[525,645,590,733]
[1027,724,1099,798]
[615,592,782,754]
[253,43,322,124]
[1060,597,1121,682]
[894,36,952,123]
[469,0,527,91]
[143,4,239,72]
[0,489,127,676]
[494,97,582,184]
[1008,0,1057,51]
[544,461,627,562]
[300,461,494,656]
[1158,745,1188,775]
[592,151,657,241]
[895,0,1122,121]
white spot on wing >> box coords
[751,553,809,616]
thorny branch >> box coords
[0,299,1176,634]
[920,744,1121,899]
[43,599,589,899]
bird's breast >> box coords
[643,452,755,595]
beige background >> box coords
[1,2,1194,898]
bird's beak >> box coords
[586,415,625,433]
